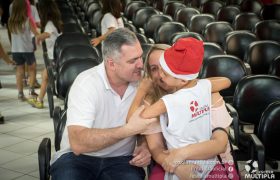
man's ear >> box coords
[106,58,116,70]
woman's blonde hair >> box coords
[144,44,171,103]
[8,0,28,34]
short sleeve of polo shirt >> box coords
[67,73,97,128]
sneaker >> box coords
[29,91,38,99]
[27,98,44,109]
[18,94,27,101]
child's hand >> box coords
[91,37,101,47]
[139,78,153,93]
[162,148,186,173]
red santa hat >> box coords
[159,38,204,80]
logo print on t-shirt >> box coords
[189,100,210,121]
[190,101,199,112]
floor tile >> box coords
[1,155,38,174]
[2,139,41,156]
[6,126,51,140]
[0,149,23,165]
[0,133,26,148]
[0,167,23,180]
[14,174,38,180]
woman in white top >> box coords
[27,0,62,108]
[91,0,124,46]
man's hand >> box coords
[125,106,158,135]
[129,144,151,167]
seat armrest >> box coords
[249,134,265,171]
[226,103,239,146]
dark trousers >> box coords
[50,152,146,180]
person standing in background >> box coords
[27,0,62,109]
[8,0,39,101]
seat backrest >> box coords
[254,20,280,43]
[54,33,91,63]
[200,0,225,16]
[203,21,233,47]
[38,138,51,180]
[88,9,103,36]
[141,43,153,64]
[224,31,257,60]
[144,14,173,39]
[240,0,263,16]
[261,4,280,20]
[153,0,170,11]
[190,0,208,8]
[258,101,280,160]
[232,75,280,127]
[58,45,101,69]
[175,7,200,29]
[56,58,100,100]
[199,55,248,100]
[226,0,243,5]
[154,22,187,44]
[233,12,261,32]
[136,33,149,44]
[163,1,186,19]
[203,42,225,62]
[244,40,280,74]
[124,22,138,33]
[63,23,83,33]
[269,55,280,77]
[124,1,147,20]
[216,5,241,24]
[189,14,215,34]
[132,7,160,28]
[86,2,100,20]
[170,31,205,44]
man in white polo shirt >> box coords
[50,28,157,180]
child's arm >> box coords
[91,27,115,47]
[127,79,167,121]
[126,78,153,122]
[207,77,231,93]
[36,32,50,43]
[141,99,167,119]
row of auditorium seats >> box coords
[37,0,280,179]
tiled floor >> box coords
[0,26,56,180]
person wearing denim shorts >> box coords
[9,0,39,101]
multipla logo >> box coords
[244,160,275,179]
[190,100,210,119]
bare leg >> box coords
[28,62,36,90]
[38,68,48,102]
[16,65,25,93]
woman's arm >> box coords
[36,32,50,44]
[91,27,115,46]
[207,77,231,93]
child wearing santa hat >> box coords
[139,38,234,180]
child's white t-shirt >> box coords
[44,21,61,59]
[101,13,124,35]
[160,79,215,180]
